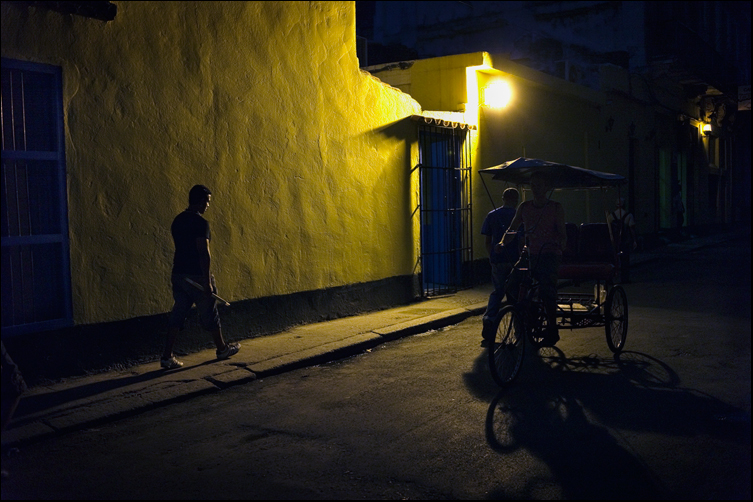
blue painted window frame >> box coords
[1,58,73,336]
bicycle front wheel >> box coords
[488,305,526,386]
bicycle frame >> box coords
[504,243,557,347]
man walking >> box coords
[161,185,240,369]
[608,197,637,283]
[481,187,521,346]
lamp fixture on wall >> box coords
[483,81,512,108]
[702,123,712,135]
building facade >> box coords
[362,0,751,234]
[2,1,428,380]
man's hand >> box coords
[201,280,213,297]
[196,237,213,298]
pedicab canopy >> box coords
[479,157,626,189]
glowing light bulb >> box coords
[484,81,512,108]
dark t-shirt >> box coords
[171,211,211,275]
[481,206,519,264]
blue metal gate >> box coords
[418,123,473,296]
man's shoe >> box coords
[482,316,496,342]
[160,356,184,370]
[217,342,241,360]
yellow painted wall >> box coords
[409,53,487,113]
[374,52,625,260]
[1,1,422,325]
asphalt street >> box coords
[1,231,749,499]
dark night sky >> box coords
[355,0,375,40]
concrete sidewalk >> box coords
[2,227,748,448]
[2,287,492,448]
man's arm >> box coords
[485,234,494,257]
[501,205,524,248]
[196,237,213,295]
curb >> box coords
[2,303,488,449]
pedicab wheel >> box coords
[488,305,526,386]
[605,285,628,353]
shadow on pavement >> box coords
[465,348,750,499]
[11,358,222,423]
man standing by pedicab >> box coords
[481,187,521,346]
[502,171,567,347]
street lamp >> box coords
[483,81,512,108]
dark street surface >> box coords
[1,237,750,499]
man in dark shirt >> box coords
[161,185,240,369]
[480,187,520,346]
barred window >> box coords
[2,58,72,335]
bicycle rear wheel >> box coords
[605,285,628,352]
[488,305,526,386]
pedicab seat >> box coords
[558,223,616,282]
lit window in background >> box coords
[483,81,512,108]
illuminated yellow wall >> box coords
[378,52,628,266]
[1,1,422,325]
[408,53,487,113]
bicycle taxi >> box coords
[479,158,629,386]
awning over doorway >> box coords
[410,114,476,130]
